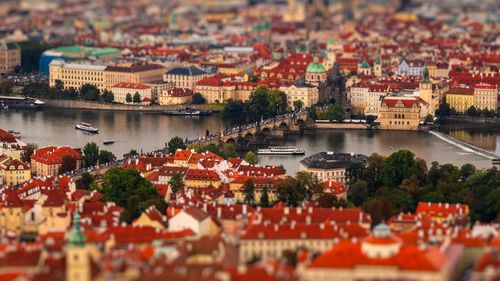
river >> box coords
[0,108,495,174]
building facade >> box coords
[299,152,368,184]
[280,82,319,109]
[446,87,474,113]
[110,82,152,104]
[473,83,497,111]
[164,66,208,90]
[0,41,20,74]
[49,60,106,91]
[378,96,421,131]
[31,146,83,177]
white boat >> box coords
[257,146,305,155]
[75,122,99,133]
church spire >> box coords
[68,210,85,247]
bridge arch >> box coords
[278,122,289,130]
[296,119,306,127]
[226,138,236,144]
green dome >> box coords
[306,62,326,73]
[327,38,335,45]
[68,211,86,247]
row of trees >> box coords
[436,103,499,119]
[82,142,117,167]
[222,87,288,125]
[346,150,500,225]
[22,81,115,103]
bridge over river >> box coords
[186,110,313,147]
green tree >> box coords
[222,99,247,124]
[295,171,323,200]
[77,172,95,190]
[318,193,348,208]
[380,150,418,188]
[59,155,77,174]
[293,100,304,111]
[348,180,369,206]
[222,143,238,158]
[80,84,100,101]
[192,93,206,104]
[275,177,305,207]
[54,80,64,92]
[21,143,38,162]
[167,136,186,154]
[243,179,255,205]
[243,151,258,164]
[133,91,141,103]
[436,102,452,117]
[467,105,478,116]
[123,149,139,159]
[0,80,14,96]
[310,106,318,120]
[126,93,132,103]
[99,167,166,223]
[83,142,100,167]
[260,187,270,207]
[460,163,476,181]
[98,150,116,165]
[168,172,184,193]
[326,104,345,122]
[424,114,434,124]
[102,90,114,103]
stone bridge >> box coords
[189,111,314,146]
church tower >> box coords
[374,55,382,77]
[419,66,435,114]
[66,211,91,281]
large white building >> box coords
[110,82,152,103]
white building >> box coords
[111,82,152,104]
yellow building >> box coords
[49,60,164,93]
[110,82,152,104]
[0,156,31,186]
[378,96,421,131]
[184,169,221,189]
[280,82,319,109]
[0,41,20,74]
[158,88,193,105]
[446,87,474,113]
[473,83,497,111]
[0,190,25,235]
[49,60,106,91]
[104,62,165,90]
[164,66,208,90]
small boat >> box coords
[8,130,20,135]
[164,109,202,116]
[103,140,115,145]
[75,122,99,133]
[257,146,305,155]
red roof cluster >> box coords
[31,146,83,165]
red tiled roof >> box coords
[0,129,16,143]
[185,169,220,182]
[323,180,347,195]
[416,202,469,218]
[382,97,419,108]
[31,146,82,165]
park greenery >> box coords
[192,92,207,104]
[82,142,117,167]
[222,86,287,124]
[98,167,167,223]
[20,81,115,103]
[345,150,500,225]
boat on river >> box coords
[257,146,305,155]
[163,108,213,116]
[75,122,99,133]
[103,140,115,145]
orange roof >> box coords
[416,202,469,218]
[112,82,151,90]
[31,146,82,165]
[323,180,347,195]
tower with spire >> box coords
[419,66,436,115]
[374,56,382,77]
[66,211,91,281]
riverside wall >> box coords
[314,121,368,130]
[442,115,500,125]
[41,99,220,112]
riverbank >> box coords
[314,121,369,130]
[41,99,225,112]
[442,115,500,125]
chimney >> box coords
[242,204,247,215]
[320,223,325,230]
[306,215,311,225]
[217,207,221,219]
[291,220,296,229]
[284,207,289,215]
[297,207,302,215]
[203,203,207,212]
[274,224,279,232]
[308,206,313,214]
[445,203,449,208]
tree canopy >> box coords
[167,136,186,154]
[99,167,167,223]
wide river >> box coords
[0,108,495,174]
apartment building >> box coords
[164,66,208,90]
[0,40,20,74]
[104,62,165,89]
[111,82,152,103]
[473,83,497,111]
[49,59,106,91]
[31,146,83,177]
[378,96,421,130]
